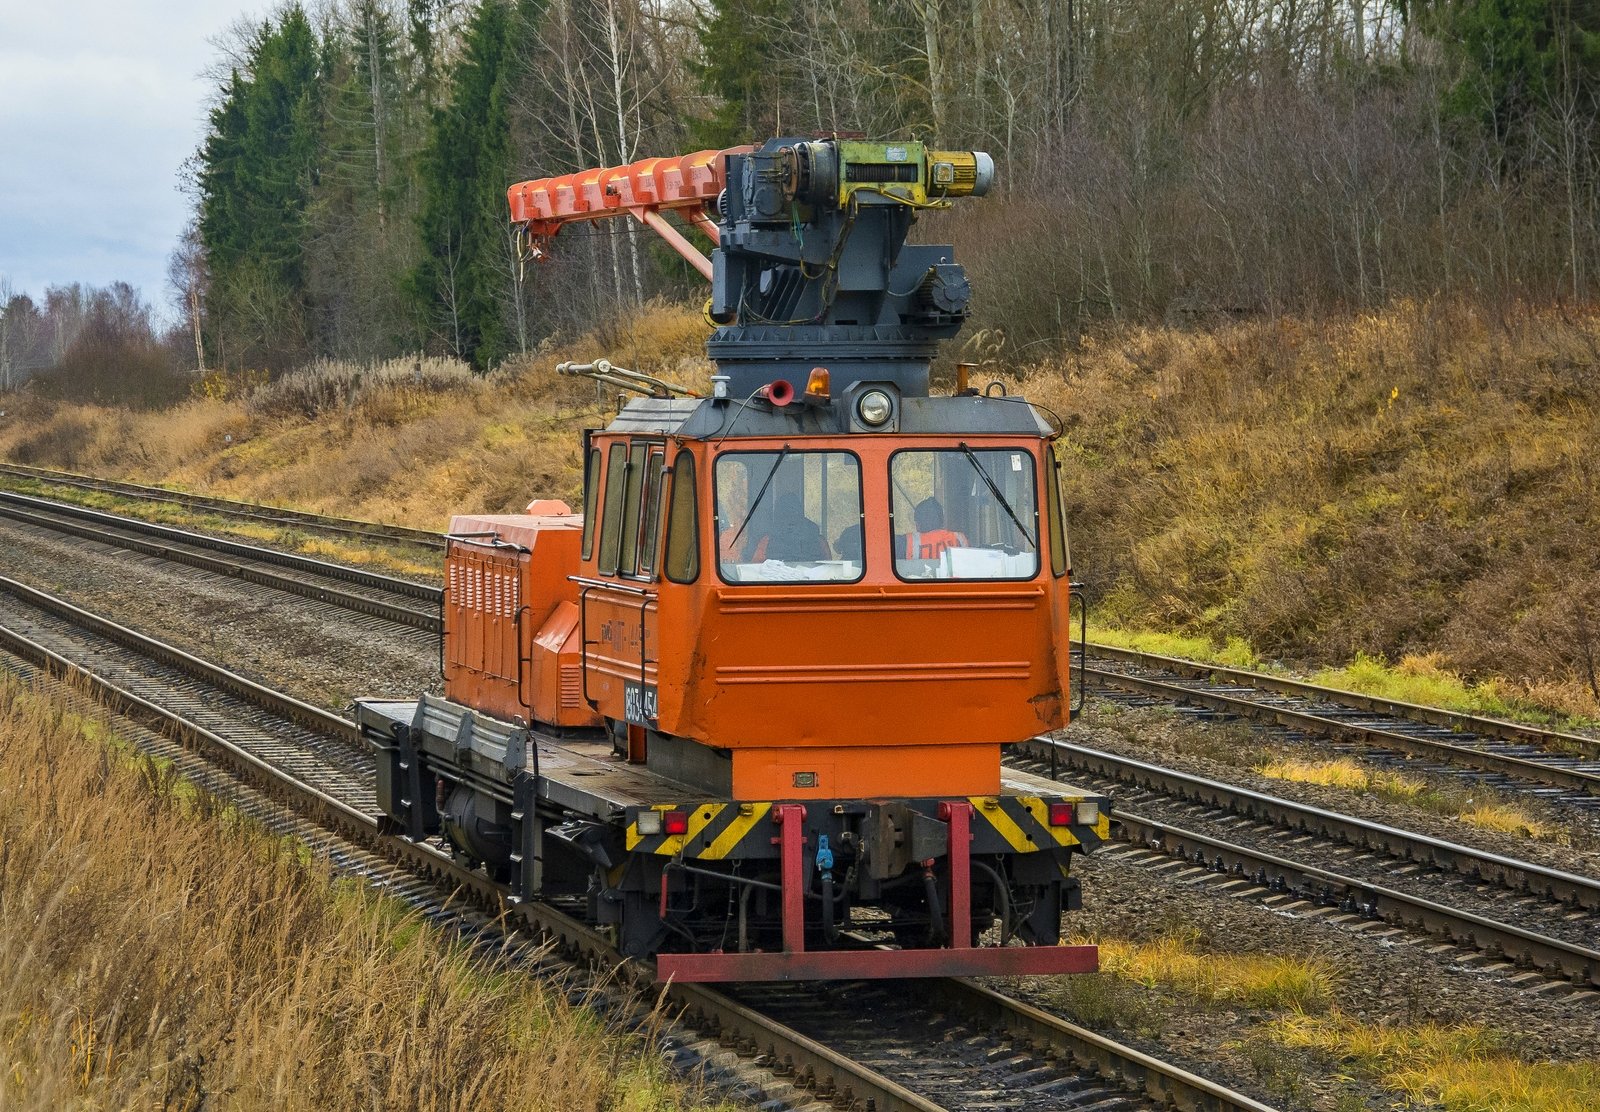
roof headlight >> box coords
[857,389,893,427]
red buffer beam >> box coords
[507,146,753,280]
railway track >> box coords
[1087,646,1600,805]
[0,489,440,633]
[0,572,1277,1112]
[1014,737,1600,995]
[7,479,1594,1079]
[0,460,445,550]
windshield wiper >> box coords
[959,442,1037,549]
[728,445,791,556]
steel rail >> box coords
[0,588,940,1112]
[1085,664,1600,796]
[0,491,441,633]
[1017,738,1600,986]
[1107,804,1600,991]
[0,572,357,743]
[0,460,446,549]
[0,576,1279,1112]
[1088,641,1600,760]
[1023,738,1600,913]
[916,979,1281,1112]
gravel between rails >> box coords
[1070,702,1600,883]
[0,518,439,711]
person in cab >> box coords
[749,493,829,562]
[904,497,967,561]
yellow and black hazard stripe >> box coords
[966,795,1110,854]
[626,802,773,859]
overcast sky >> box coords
[0,0,269,324]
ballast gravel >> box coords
[1006,842,1600,1111]
[0,520,440,711]
[1069,702,1600,882]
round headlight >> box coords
[857,389,893,427]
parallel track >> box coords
[1086,654,1600,803]
[1088,642,1600,758]
[0,490,440,633]
[0,573,1277,1112]
[0,460,446,550]
[1015,737,1600,992]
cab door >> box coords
[579,438,666,741]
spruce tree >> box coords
[410,0,542,369]
[688,0,793,146]
[196,6,324,367]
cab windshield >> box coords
[715,450,864,583]
[890,447,1039,580]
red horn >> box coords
[763,378,795,407]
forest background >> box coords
[2,0,1599,715]
[4,0,1599,384]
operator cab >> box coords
[709,439,1051,585]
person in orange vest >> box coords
[905,497,967,560]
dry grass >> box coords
[1048,926,1337,1041]
[0,301,712,531]
[1029,299,1600,720]
[1258,755,1559,841]
[1271,1013,1600,1112]
[1260,755,1427,797]
[1093,928,1337,1013]
[0,674,722,1111]
[1455,802,1558,840]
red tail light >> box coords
[1048,803,1074,826]
[663,809,689,835]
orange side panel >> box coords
[443,543,526,717]
[730,744,1001,800]
[529,600,601,728]
[444,512,590,727]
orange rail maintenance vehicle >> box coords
[357,137,1108,981]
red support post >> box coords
[632,208,714,281]
[684,207,722,244]
[940,800,973,949]
[774,804,807,953]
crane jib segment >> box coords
[507,146,754,276]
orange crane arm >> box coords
[508,146,754,281]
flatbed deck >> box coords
[358,696,1101,812]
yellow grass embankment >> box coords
[1020,300,1600,718]
[0,674,721,1109]
[0,302,713,530]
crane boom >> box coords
[507,146,754,279]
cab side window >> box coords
[597,442,628,575]
[1046,449,1070,577]
[664,451,700,583]
[618,442,649,574]
[580,447,601,560]
[636,447,666,577]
